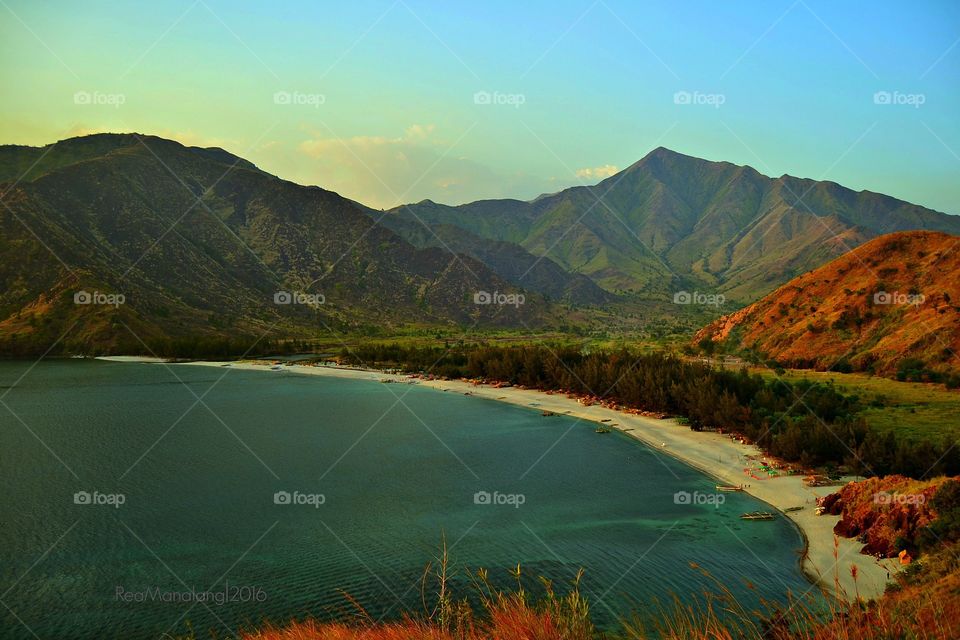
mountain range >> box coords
[385,147,960,302]
[1,133,959,355]
[0,134,545,355]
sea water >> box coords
[0,361,809,638]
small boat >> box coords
[740,511,776,521]
[784,506,804,513]
[716,484,744,492]
[270,364,284,370]
[541,410,556,417]
[595,426,612,434]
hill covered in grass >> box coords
[0,134,555,355]
[695,231,960,381]
[386,149,960,303]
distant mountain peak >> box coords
[390,143,960,302]
[618,146,716,178]
[646,145,685,158]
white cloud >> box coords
[575,164,619,180]
[292,125,558,208]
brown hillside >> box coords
[695,231,960,377]
[819,475,947,557]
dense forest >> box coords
[338,343,960,478]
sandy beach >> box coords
[108,357,900,601]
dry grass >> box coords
[241,543,593,640]
[222,529,960,640]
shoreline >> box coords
[102,356,900,601]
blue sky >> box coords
[2,0,958,212]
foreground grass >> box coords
[242,561,593,640]
[237,570,960,640]
[231,542,960,640]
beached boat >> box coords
[740,511,776,521]
[716,484,744,492]
[270,364,284,370]
[784,506,804,513]
[541,410,556,417]
[595,426,612,434]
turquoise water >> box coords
[0,361,809,638]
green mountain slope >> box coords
[0,134,550,355]
[361,202,610,305]
[388,148,960,302]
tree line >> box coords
[339,343,959,478]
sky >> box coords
[1,0,959,213]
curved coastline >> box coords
[103,357,899,601]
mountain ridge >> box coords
[386,147,960,302]
[3,132,960,355]
[0,133,553,355]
